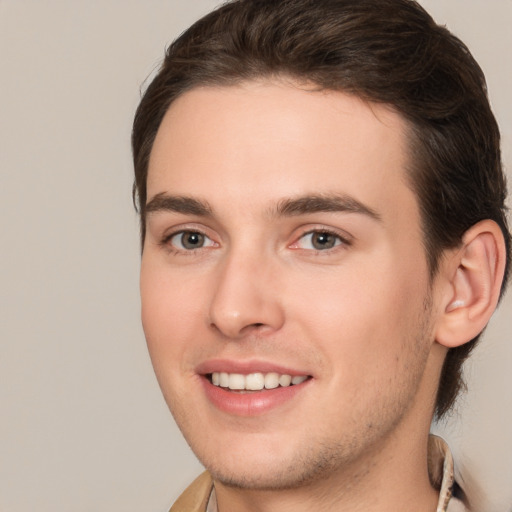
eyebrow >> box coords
[145,193,213,217]
[145,192,381,222]
[272,194,382,221]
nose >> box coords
[208,250,285,339]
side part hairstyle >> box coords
[132,0,511,418]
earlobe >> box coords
[435,220,506,349]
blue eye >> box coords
[297,231,344,250]
[169,231,215,250]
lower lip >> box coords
[201,377,310,416]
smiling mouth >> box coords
[207,372,310,392]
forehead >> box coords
[147,80,418,226]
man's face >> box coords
[141,81,442,489]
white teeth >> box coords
[219,372,229,388]
[228,373,245,390]
[246,373,264,390]
[279,374,292,387]
[210,371,308,390]
[264,372,280,389]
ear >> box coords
[435,220,506,348]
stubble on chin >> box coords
[206,437,364,492]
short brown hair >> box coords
[132,0,510,418]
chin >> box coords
[207,460,326,491]
[192,435,353,491]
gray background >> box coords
[0,1,510,511]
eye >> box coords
[294,230,346,251]
[168,231,216,251]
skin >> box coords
[140,80,450,511]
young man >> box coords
[132,1,510,511]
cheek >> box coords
[288,259,428,369]
[140,262,206,369]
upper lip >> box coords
[196,359,311,377]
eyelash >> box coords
[160,227,352,255]
[291,228,352,252]
[160,229,217,255]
